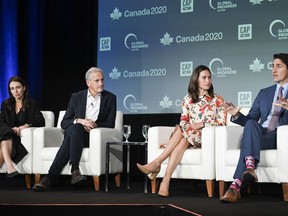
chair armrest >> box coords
[215,126,244,150]
[215,126,244,180]
[147,126,175,162]
[89,128,122,174]
[21,127,36,155]
[201,126,216,179]
[33,127,64,174]
[277,125,288,182]
[18,127,36,173]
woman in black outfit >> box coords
[0,76,45,177]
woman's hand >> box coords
[12,127,21,136]
[273,97,288,110]
[12,124,30,136]
[19,124,30,131]
[191,122,205,130]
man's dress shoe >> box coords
[220,188,241,203]
[32,177,50,192]
[71,170,86,184]
[242,168,258,184]
[6,170,19,178]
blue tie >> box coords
[267,86,283,132]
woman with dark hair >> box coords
[137,65,227,196]
[0,76,45,177]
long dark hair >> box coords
[187,65,214,103]
[5,76,29,111]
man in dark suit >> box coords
[220,53,288,203]
[33,67,116,191]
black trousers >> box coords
[48,124,89,178]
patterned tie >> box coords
[267,86,283,132]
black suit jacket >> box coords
[0,98,45,163]
[61,89,117,130]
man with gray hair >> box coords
[33,67,116,191]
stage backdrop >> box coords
[97,0,288,114]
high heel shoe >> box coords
[148,172,159,180]
[158,182,169,197]
[136,163,160,180]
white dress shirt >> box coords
[85,91,101,122]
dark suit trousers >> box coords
[48,124,89,178]
[233,120,277,180]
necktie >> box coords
[267,86,283,132]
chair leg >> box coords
[115,174,121,187]
[34,173,41,185]
[25,174,31,189]
[206,180,214,197]
[93,176,100,191]
[151,178,157,194]
[282,183,288,201]
[219,180,225,197]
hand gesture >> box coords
[273,97,288,110]
[223,102,241,117]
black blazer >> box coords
[61,89,117,130]
[0,98,45,163]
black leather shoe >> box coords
[242,168,258,184]
[71,170,86,185]
[32,177,50,192]
[6,170,19,178]
[220,188,241,203]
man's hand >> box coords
[223,102,241,118]
[273,97,288,110]
[76,118,97,132]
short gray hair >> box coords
[85,67,103,80]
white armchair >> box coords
[0,111,55,189]
[147,125,217,197]
[215,111,288,201]
[33,110,123,191]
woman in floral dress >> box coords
[137,65,227,196]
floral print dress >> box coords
[179,93,227,148]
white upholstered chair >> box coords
[147,108,250,197]
[147,125,218,197]
[215,108,288,201]
[0,111,55,189]
[33,110,123,191]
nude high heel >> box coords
[148,172,159,180]
[136,163,160,180]
[158,181,169,197]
